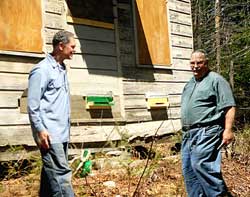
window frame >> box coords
[66,0,115,30]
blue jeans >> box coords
[40,143,74,197]
[181,125,228,197]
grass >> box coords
[228,127,250,165]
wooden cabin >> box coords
[0,0,193,160]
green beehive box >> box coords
[86,95,114,109]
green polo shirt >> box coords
[181,71,236,127]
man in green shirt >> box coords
[181,49,236,197]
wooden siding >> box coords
[0,0,193,159]
[117,0,193,122]
[0,119,180,161]
[67,25,115,42]
[124,94,181,109]
[63,0,120,101]
[0,73,28,90]
[0,91,22,108]
[65,54,117,70]
[0,56,37,74]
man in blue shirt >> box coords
[181,49,236,197]
[28,30,76,197]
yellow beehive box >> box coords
[145,93,169,109]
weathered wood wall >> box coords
[117,0,193,123]
[0,0,193,160]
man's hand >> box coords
[37,130,51,150]
[222,128,234,145]
[222,106,235,146]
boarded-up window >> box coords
[66,0,114,29]
[0,0,43,53]
[135,0,171,65]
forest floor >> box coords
[0,136,250,197]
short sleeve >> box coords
[215,76,236,111]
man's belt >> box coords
[182,119,224,132]
[182,123,210,132]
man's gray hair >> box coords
[52,30,74,48]
[191,49,209,61]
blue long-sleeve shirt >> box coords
[28,54,71,144]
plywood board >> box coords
[135,0,171,65]
[0,0,43,53]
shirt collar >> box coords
[47,53,65,70]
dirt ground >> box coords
[0,141,250,197]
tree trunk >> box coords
[229,60,234,90]
[215,0,221,73]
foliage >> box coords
[234,127,250,158]
[191,0,250,97]
[0,146,41,180]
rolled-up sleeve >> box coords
[27,67,47,133]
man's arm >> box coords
[222,106,236,145]
[28,67,51,149]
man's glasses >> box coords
[190,61,205,66]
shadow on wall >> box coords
[66,0,161,82]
